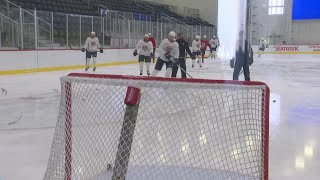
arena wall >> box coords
[0,49,136,75]
[1,45,319,75]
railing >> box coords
[0,0,19,9]
[191,17,205,25]
[0,1,215,49]
[250,23,317,45]
[81,0,90,6]
[161,13,187,27]
[0,11,18,24]
[98,4,109,12]
[160,13,198,43]
[0,0,52,49]
[198,18,207,25]
[0,12,19,47]
[135,0,154,14]
[115,13,130,48]
[0,3,6,10]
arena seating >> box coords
[11,0,214,26]
[12,0,97,16]
[8,0,214,46]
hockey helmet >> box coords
[169,31,176,37]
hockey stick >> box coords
[177,64,193,78]
[71,45,103,52]
[68,46,81,50]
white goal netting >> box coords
[44,73,269,180]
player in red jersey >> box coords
[148,33,157,63]
[200,35,211,63]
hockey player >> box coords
[171,32,194,78]
[209,36,220,58]
[148,33,157,63]
[200,35,211,63]
[151,31,179,77]
[82,32,103,71]
[192,35,202,68]
[258,38,267,57]
[133,34,153,76]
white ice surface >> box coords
[1,54,320,180]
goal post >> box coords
[44,73,269,180]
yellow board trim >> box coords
[0,60,137,76]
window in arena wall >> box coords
[268,0,284,15]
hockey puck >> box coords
[273,100,276,103]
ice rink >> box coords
[1,54,320,180]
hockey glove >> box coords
[191,54,196,60]
[100,47,104,53]
[133,50,138,56]
[249,57,254,66]
[172,59,179,63]
[165,52,171,60]
[192,52,197,57]
[230,58,235,68]
[150,53,154,58]
[81,48,86,52]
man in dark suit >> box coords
[233,36,253,81]
[172,32,194,78]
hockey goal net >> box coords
[44,73,269,180]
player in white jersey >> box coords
[258,38,267,57]
[192,35,202,68]
[151,31,179,77]
[82,32,103,71]
[209,36,219,58]
[133,34,154,76]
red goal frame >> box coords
[64,73,270,180]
